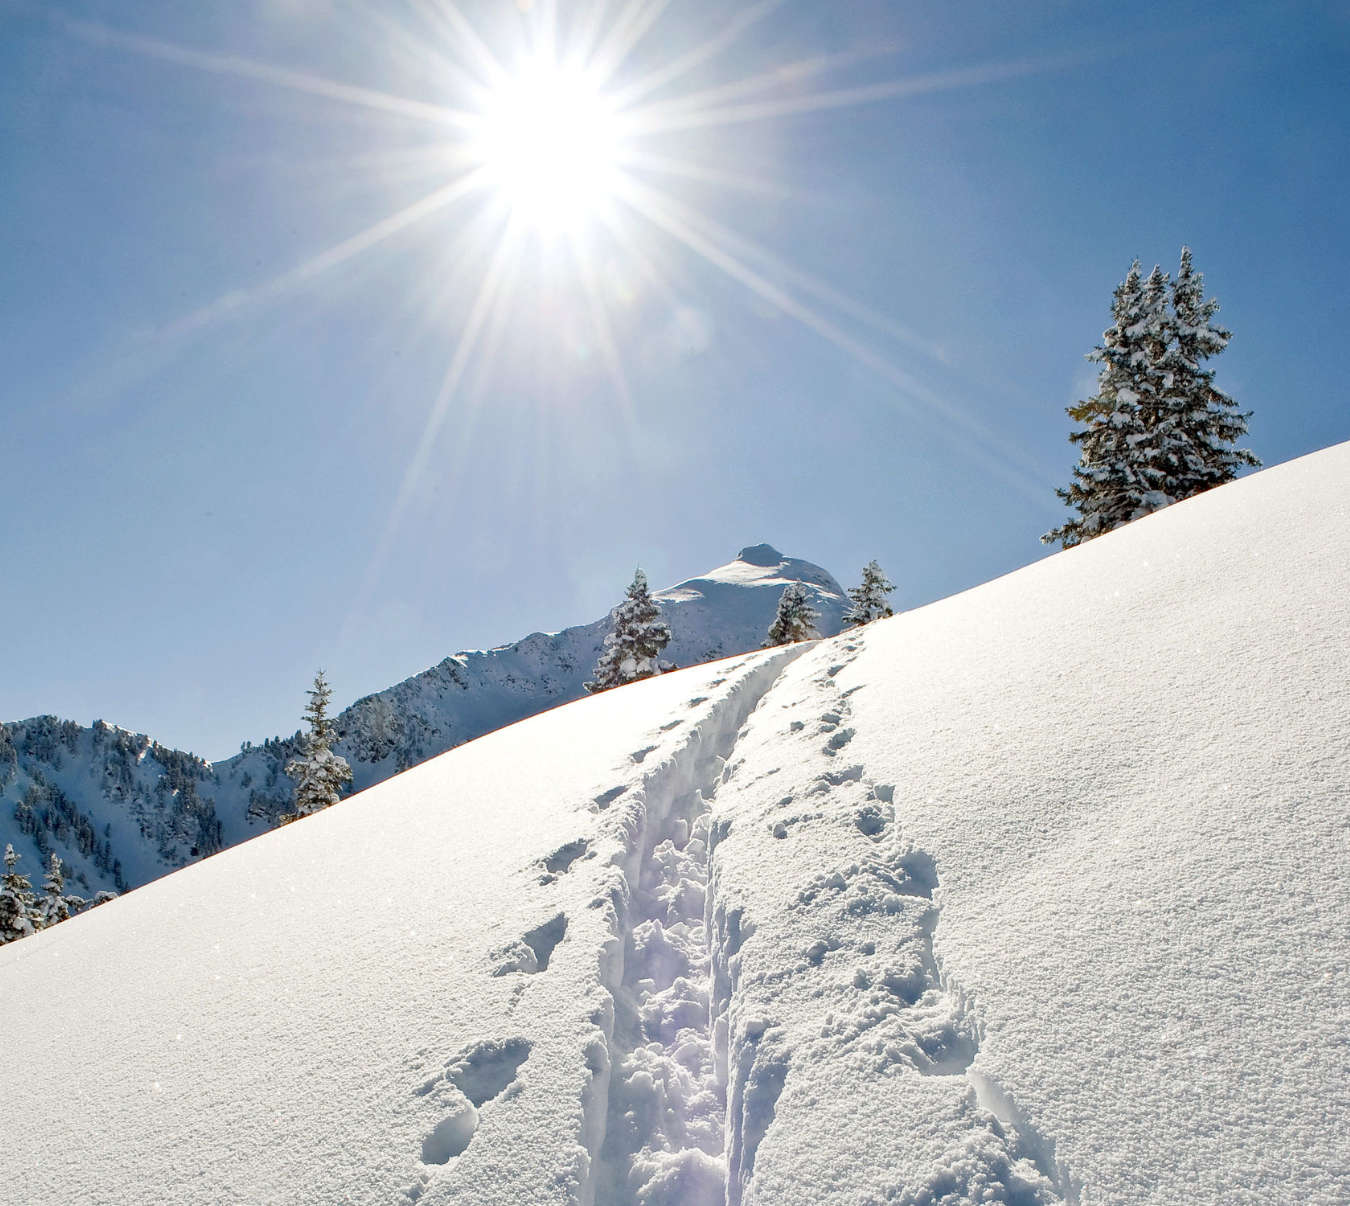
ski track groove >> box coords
[583,648,809,1206]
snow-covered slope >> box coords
[2,445,1347,1205]
[0,545,847,897]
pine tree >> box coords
[1157,247,1260,494]
[764,582,820,647]
[585,569,674,693]
[282,670,353,823]
[1045,250,1257,548]
[37,852,84,928]
[0,844,38,944]
[1044,262,1167,547]
[843,561,896,627]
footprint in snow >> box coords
[807,764,864,793]
[538,839,590,883]
[824,728,855,755]
[415,1038,532,1171]
[854,803,890,840]
[490,913,567,976]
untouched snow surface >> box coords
[2,445,1348,1204]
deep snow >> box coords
[2,446,1347,1204]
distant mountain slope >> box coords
[2,444,1346,1205]
[0,546,847,897]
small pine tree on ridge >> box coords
[764,582,820,647]
[586,569,674,693]
[843,561,896,627]
[283,670,353,824]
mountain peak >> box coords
[736,543,783,566]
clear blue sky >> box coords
[2,0,1347,759]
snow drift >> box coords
[1,445,1347,1205]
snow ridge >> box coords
[0,547,847,903]
[587,648,808,1206]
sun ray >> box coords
[594,198,695,321]
[568,233,636,418]
[615,149,795,200]
[647,189,949,366]
[267,140,479,191]
[586,0,673,87]
[630,52,1091,134]
[396,223,523,502]
[462,231,531,415]
[668,200,1048,409]
[342,225,523,648]
[606,0,788,108]
[408,0,512,92]
[61,16,479,130]
[656,195,1052,464]
[567,0,618,69]
[372,202,518,369]
[347,1,499,111]
[157,169,491,340]
[621,46,899,127]
[614,178,1047,502]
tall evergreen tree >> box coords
[1158,247,1260,493]
[0,844,38,945]
[843,561,896,627]
[1045,250,1257,548]
[1044,262,1166,547]
[585,569,673,693]
[764,582,820,647]
[283,670,353,823]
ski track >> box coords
[585,648,808,1206]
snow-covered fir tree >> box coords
[764,581,820,646]
[843,561,896,627]
[37,852,84,928]
[0,844,38,945]
[282,670,353,823]
[1158,247,1260,494]
[585,569,674,693]
[1045,250,1257,547]
[1044,262,1167,547]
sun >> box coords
[473,58,622,235]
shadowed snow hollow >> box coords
[1,445,1347,1205]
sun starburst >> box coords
[61,2,1075,616]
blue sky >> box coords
[2,0,1347,759]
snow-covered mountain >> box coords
[0,545,847,897]
[3,444,1346,1205]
